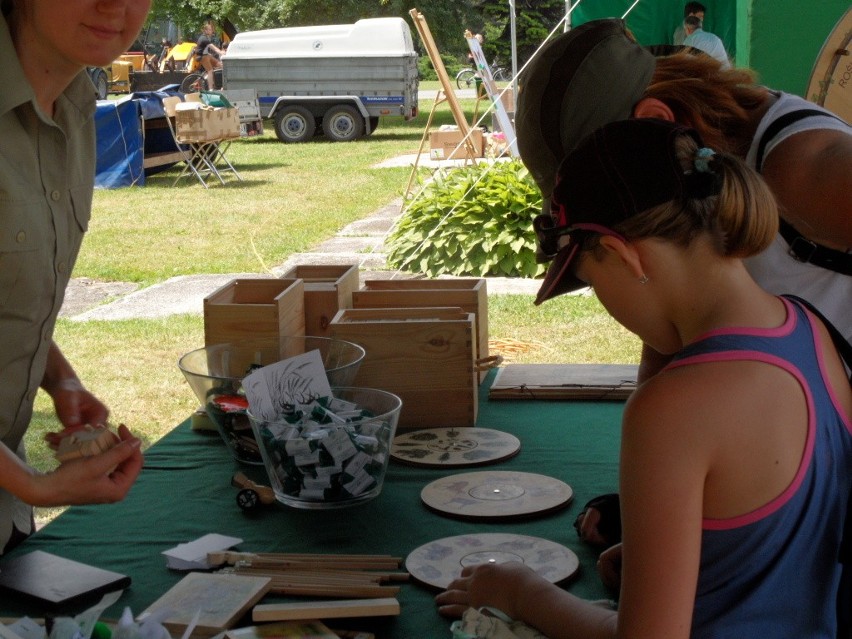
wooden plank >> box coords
[142,150,184,169]
[489,364,638,401]
[252,598,400,622]
[138,573,271,637]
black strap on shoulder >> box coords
[778,219,852,276]
[755,108,852,276]
[754,107,847,171]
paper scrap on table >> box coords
[243,350,332,422]
[162,533,243,570]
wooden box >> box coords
[429,128,485,160]
[204,278,305,350]
[279,265,359,337]
[352,278,488,382]
[329,307,477,431]
[176,106,241,143]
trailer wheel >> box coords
[274,106,316,143]
[88,68,109,100]
[322,105,365,142]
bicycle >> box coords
[455,59,510,89]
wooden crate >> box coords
[351,278,488,382]
[203,278,305,351]
[329,307,477,431]
[279,265,359,337]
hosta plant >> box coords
[386,159,546,278]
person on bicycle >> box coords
[194,20,224,90]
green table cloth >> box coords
[0,371,624,638]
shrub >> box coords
[418,54,467,81]
[385,159,547,278]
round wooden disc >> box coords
[806,7,851,122]
[405,533,579,589]
[390,427,521,467]
[421,471,573,520]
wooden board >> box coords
[489,364,638,401]
[138,572,271,637]
[421,470,573,520]
[806,7,852,122]
[405,533,579,590]
[391,427,520,467]
[252,598,400,623]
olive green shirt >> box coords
[0,12,96,550]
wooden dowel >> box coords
[266,584,400,598]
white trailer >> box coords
[222,17,420,142]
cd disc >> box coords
[405,533,579,589]
[391,427,521,467]
[421,470,573,519]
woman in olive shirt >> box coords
[0,0,149,554]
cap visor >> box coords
[534,242,586,305]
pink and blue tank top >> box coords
[665,297,852,638]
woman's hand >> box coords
[31,424,143,506]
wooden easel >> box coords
[405,9,480,198]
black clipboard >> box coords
[0,550,130,610]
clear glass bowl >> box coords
[178,337,365,465]
[248,387,402,508]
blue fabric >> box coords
[94,97,144,188]
[672,299,852,638]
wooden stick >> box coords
[252,598,400,622]
[209,551,401,570]
[265,584,400,598]
[225,566,409,584]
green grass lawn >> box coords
[27,92,640,525]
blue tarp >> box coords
[94,87,187,188]
[94,96,144,188]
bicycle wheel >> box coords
[492,67,509,82]
[180,72,204,94]
[456,68,477,90]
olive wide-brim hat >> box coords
[515,18,657,202]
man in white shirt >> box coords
[683,15,731,69]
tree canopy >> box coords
[148,0,564,67]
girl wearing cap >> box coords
[435,119,852,639]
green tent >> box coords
[570,0,848,97]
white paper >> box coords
[243,350,332,421]
[162,533,243,570]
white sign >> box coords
[466,37,519,156]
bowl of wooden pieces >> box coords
[178,337,365,465]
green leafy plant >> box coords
[386,159,546,278]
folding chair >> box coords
[161,96,234,188]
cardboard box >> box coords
[203,278,305,352]
[330,307,477,431]
[279,265,359,337]
[176,106,241,143]
[429,128,485,160]
[352,278,489,382]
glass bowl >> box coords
[178,337,365,464]
[248,386,402,508]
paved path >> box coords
[61,197,541,321]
